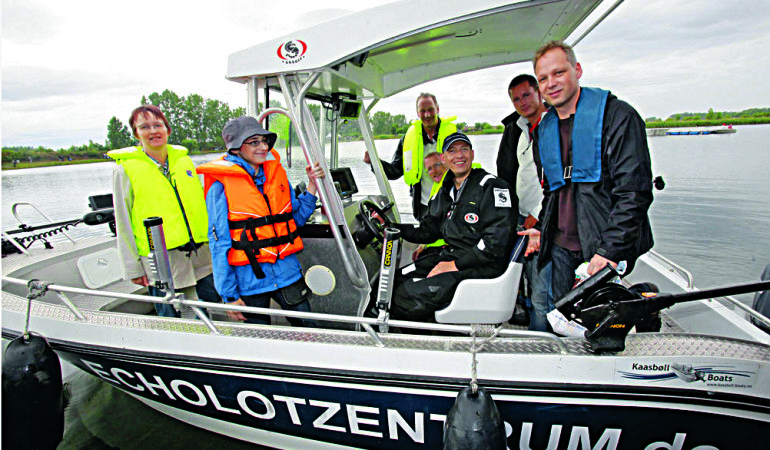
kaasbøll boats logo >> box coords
[618,362,757,387]
[277,40,307,64]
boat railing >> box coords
[2,275,568,353]
[643,251,770,331]
[713,294,770,330]
[646,250,694,289]
[3,202,81,256]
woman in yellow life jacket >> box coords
[109,105,220,318]
[198,116,324,326]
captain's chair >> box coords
[434,236,528,324]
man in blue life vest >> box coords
[519,41,654,302]
[198,116,323,327]
[497,73,553,331]
[363,93,457,220]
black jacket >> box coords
[394,168,516,277]
[534,94,654,272]
[495,111,523,195]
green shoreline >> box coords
[4,120,768,171]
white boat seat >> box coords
[434,236,527,324]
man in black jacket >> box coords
[497,74,552,331]
[389,133,515,321]
[520,40,654,301]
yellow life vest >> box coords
[108,145,209,256]
[402,116,457,186]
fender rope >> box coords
[469,324,502,394]
[24,279,52,340]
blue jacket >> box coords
[206,154,317,300]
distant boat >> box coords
[647,125,736,136]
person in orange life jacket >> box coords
[110,105,220,318]
[200,116,324,326]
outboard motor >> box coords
[2,333,64,450]
[553,264,642,352]
[555,264,770,352]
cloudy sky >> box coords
[3,0,769,149]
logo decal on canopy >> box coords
[277,40,308,64]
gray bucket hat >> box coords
[222,116,277,152]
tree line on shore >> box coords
[1,88,502,167]
[645,107,770,128]
[3,91,769,167]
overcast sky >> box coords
[3,0,769,149]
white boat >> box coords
[3,1,770,448]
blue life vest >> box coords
[538,87,609,191]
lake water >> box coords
[3,126,770,448]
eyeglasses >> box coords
[243,138,270,148]
[426,162,443,172]
[138,123,166,132]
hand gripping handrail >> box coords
[272,74,368,289]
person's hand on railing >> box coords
[226,298,247,321]
[132,276,149,286]
[306,162,325,196]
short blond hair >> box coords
[533,40,577,70]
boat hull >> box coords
[44,340,769,449]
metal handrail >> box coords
[714,294,770,330]
[11,202,77,244]
[2,275,568,353]
[275,74,368,289]
[647,250,694,289]
[357,102,402,222]
[8,202,75,251]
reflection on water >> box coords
[60,371,265,450]
[3,127,770,447]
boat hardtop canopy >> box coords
[221,0,622,292]
[227,0,615,100]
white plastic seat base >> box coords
[434,237,527,324]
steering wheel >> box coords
[357,200,393,242]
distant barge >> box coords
[647,125,736,136]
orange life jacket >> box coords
[198,151,303,278]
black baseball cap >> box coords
[442,132,472,152]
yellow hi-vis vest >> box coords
[108,145,209,256]
[402,116,457,186]
[423,161,482,249]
